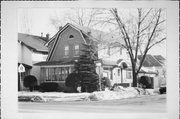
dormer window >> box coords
[69,35,74,39]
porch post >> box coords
[121,69,123,83]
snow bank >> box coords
[89,87,139,101]
[18,92,91,102]
[88,87,157,101]
[18,87,157,102]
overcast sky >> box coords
[18,8,166,57]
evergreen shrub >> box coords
[65,72,81,92]
[138,76,151,89]
[23,75,37,92]
[101,77,112,90]
[39,82,59,92]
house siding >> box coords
[18,42,32,66]
[50,26,85,61]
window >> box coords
[64,45,69,57]
[69,35,74,39]
[126,71,132,79]
[74,44,79,56]
[42,67,71,82]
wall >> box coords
[50,26,85,61]
[18,42,32,66]
[98,46,129,61]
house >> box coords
[18,33,49,90]
[138,54,166,88]
[34,23,133,90]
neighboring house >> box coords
[18,33,49,90]
[35,23,133,89]
[138,54,166,88]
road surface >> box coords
[19,94,166,113]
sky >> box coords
[18,8,166,57]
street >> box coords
[19,94,166,113]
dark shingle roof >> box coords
[153,55,165,64]
[34,60,75,66]
[18,33,48,54]
[138,55,165,67]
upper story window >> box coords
[74,44,79,56]
[64,45,69,57]
[69,35,74,39]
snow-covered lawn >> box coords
[18,87,159,102]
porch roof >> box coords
[34,60,75,66]
[139,68,158,75]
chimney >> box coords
[59,26,63,31]
[87,31,91,36]
[41,32,43,37]
[46,33,50,40]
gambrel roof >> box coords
[45,23,124,47]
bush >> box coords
[33,85,40,91]
[101,77,112,90]
[23,75,37,92]
[138,76,151,89]
[159,87,166,94]
[39,82,59,92]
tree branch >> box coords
[148,37,166,50]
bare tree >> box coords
[109,8,166,87]
[50,8,104,30]
[50,8,166,87]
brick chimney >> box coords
[87,31,91,36]
[46,33,50,40]
[59,26,63,31]
[41,32,43,37]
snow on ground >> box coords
[18,87,158,102]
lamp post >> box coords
[96,62,102,91]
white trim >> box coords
[45,34,57,47]
[41,65,74,68]
[46,32,61,61]
[117,60,128,67]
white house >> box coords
[138,54,166,89]
[18,33,49,90]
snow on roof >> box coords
[138,55,165,67]
[18,33,48,53]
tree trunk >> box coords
[132,66,137,87]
